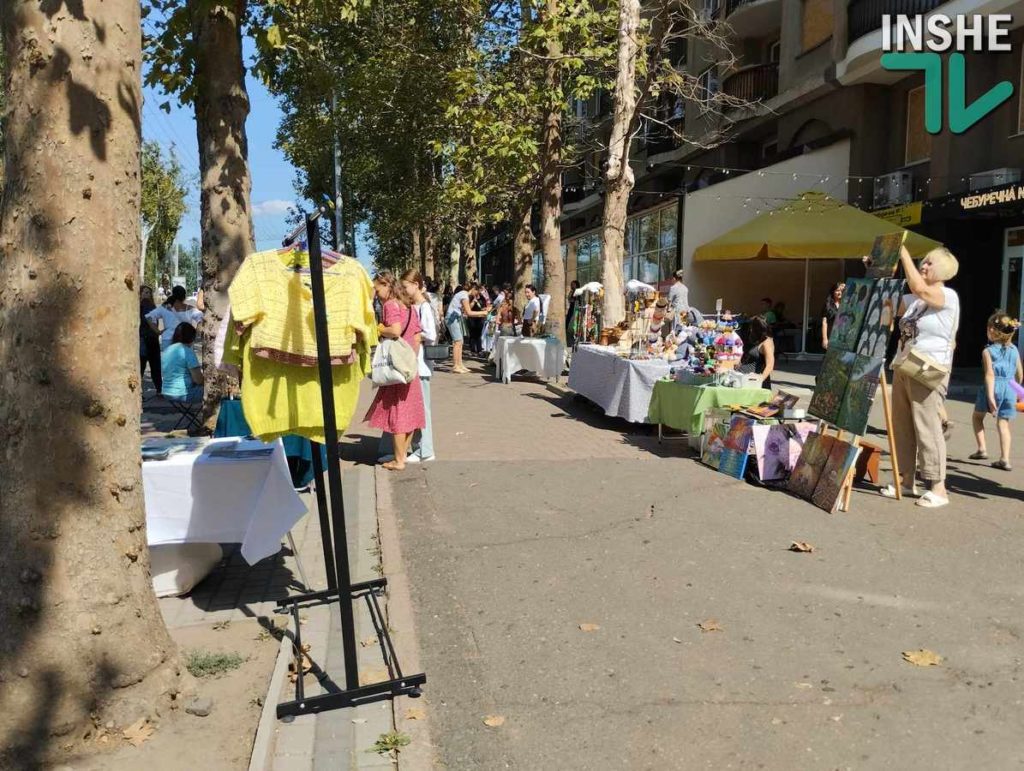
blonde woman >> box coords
[885,247,960,508]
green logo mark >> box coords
[881,52,1014,134]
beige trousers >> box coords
[891,369,948,483]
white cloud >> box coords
[252,199,295,217]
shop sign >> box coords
[959,184,1024,211]
[874,201,922,227]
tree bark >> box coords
[512,204,533,309]
[599,0,642,326]
[462,225,477,282]
[538,0,566,343]
[191,0,255,424]
[412,227,422,276]
[423,226,436,280]
[0,0,178,758]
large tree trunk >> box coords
[0,0,179,759]
[599,0,641,326]
[191,0,255,425]
[412,226,422,275]
[423,226,436,280]
[539,0,566,343]
[512,204,533,309]
[462,225,477,282]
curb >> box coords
[375,468,437,771]
[248,614,294,771]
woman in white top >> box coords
[445,283,490,374]
[146,285,203,350]
[886,246,960,508]
[379,269,438,463]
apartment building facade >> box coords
[477,1,1024,362]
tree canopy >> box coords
[141,140,189,288]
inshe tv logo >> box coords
[881,15,1015,134]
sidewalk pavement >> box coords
[377,355,1024,769]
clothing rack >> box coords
[275,207,425,718]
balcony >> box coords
[846,0,944,45]
[725,0,782,38]
[722,62,779,103]
[838,0,1018,84]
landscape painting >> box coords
[811,439,862,513]
[856,278,906,359]
[829,278,873,351]
[835,355,884,435]
[787,432,836,500]
[865,231,908,278]
[809,349,854,424]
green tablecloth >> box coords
[647,381,772,435]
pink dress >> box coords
[364,300,426,434]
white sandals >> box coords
[880,484,920,499]
[915,491,950,509]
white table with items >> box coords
[490,335,567,383]
[142,437,308,596]
[567,343,673,423]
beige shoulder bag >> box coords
[894,297,958,391]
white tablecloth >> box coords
[143,438,307,565]
[490,336,566,383]
[567,344,673,423]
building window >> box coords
[625,203,679,284]
[531,251,545,290]
[905,85,931,164]
[768,40,781,63]
[800,0,832,52]
[572,233,601,285]
[698,67,719,108]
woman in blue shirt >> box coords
[161,322,204,401]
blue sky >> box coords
[141,42,372,269]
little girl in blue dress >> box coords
[971,312,1023,470]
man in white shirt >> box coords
[522,284,541,337]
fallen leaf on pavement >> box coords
[287,643,313,682]
[578,623,600,632]
[351,718,367,724]
[789,541,815,553]
[359,636,378,648]
[794,682,814,689]
[405,708,426,721]
[698,619,723,633]
[483,715,505,728]
[672,637,682,644]
[902,649,942,667]
[122,718,154,748]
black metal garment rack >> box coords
[275,208,425,719]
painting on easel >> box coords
[856,278,906,359]
[809,349,854,424]
[835,355,884,436]
[829,278,873,351]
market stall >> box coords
[143,436,308,595]
[491,335,566,383]
[567,344,673,422]
[648,380,772,446]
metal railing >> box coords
[847,0,946,44]
[726,0,776,17]
[722,62,779,102]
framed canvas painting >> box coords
[835,355,884,435]
[787,432,836,500]
[864,231,907,278]
[701,418,730,469]
[856,278,905,359]
[829,278,873,351]
[718,416,755,479]
[811,439,862,513]
[809,349,854,424]
[752,424,791,481]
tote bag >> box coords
[371,309,418,386]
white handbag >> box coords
[371,308,418,386]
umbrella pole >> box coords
[801,258,810,355]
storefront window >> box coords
[532,251,545,290]
[567,205,678,287]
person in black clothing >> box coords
[820,281,845,350]
[466,282,486,354]
[139,285,162,392]
[566,279,580,345]
[741,316,776,389]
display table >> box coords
[214,398,326,488]
[491,336,566,383]
[143,437,307,566]
[567,344,673,423]
[647,381,772,445]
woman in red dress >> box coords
[365,271,426,470]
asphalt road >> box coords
[384,363,1024,770]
